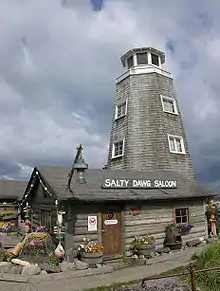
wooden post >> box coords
[189,263,197,291]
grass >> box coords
[84,280,139,291]
[190,241,220,291]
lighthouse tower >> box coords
[107,47,195,181]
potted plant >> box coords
[178,223,193,235]
[78,238,104,266]
[130,235,156,258]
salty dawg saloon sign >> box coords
[102,178,177,189]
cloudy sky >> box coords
[0,0,219,191]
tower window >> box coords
[115,100,127,120]
[151,53,159,66]
[137,52,148,65]
[161,95,178,115]
[175,208,189,224]
[127,56,134,69]
[112,139,125,158]
[168,135,185,154]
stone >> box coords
[186,239,202,247]
[39,263,61,273]
[156,247,170,254]
[40,270,48,275]
[22,264,41,276]
[10,265,23,274]
[73,258,89,270]
[0,262,13,273]
[60,261,76,272]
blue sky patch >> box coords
[91,0,104,11]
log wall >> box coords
[124,199,206,251]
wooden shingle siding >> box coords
[124,200,206,251]
[107,71,195,183]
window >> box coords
[151,53,159,66]
[161,95,178,115]
[175,208,189,224]
[41,210,52,231]
[115,100,127,120]
[127,56,134,69]
[137,52,148,65]
[168,135,185,154]
[112,139,125,158]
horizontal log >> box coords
[71,214,99,220]
[124,231,165,241]
[125,223,167,235]
[125,217,172,225]
[73,226,99,236]
[72,233,99,243]
[73,220,89,227]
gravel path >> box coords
[109,278,191,291]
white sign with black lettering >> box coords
[104,219,118,225]
[88,215,97,231]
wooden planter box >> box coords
[138,245,155,258]
[81,252,103,266]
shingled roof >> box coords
[0,179,27,200]
[28,166,212,202]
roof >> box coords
[120,46,165,67]
[29,166,213,202]
[0,179,27,200]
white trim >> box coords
[133,54,137,66]
[111,139,125,159]
[160,95,178,115]
[116,65,172,84]
[115,99,128,120]
[167,134,185,155]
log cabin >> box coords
[21,161,211,261]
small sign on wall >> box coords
[88,215,97,232]
[104,219,118,225]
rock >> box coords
[96,263,103,268]
[22,264,41,276]
[10,265,23,274]
[60,261,76,272]
[73,258,89,270]
[40,270,48,275]
[186,239,202,247]
[156,247,170,254]
[0,262,13,273]
[39,263,61,273]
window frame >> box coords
[115,99,128,120]
[167,134,186,154]
[160,95,178,115]
[111,139,125,159]
[174,207,189,225]
[137,52,148,65]
[127,56,134,69]
[151,53,159,66]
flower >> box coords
[179,224,193,232]
[78,239,104,254]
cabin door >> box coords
[101,211,122,260]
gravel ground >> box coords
[111,278,191,291]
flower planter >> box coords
[81,252,103,266]
[138,245,155,258]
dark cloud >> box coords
[0,0,219,192]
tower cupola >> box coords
[120,47,165,70]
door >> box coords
[102,211,122,259]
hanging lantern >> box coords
[73,146,88,183]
